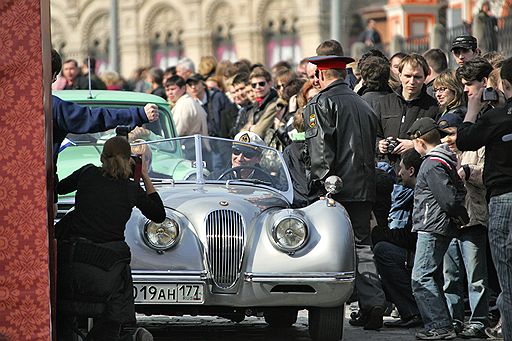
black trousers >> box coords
[341,201,386,312]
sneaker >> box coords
[133,327,153,341]
[459,322,488,339]
[485,319,503,340]
[415,327,457,340]
[384,314,423,328]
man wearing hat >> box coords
[457,56,512,341]
[407,117,468,340]
[217,131,268,181]
[438,113,490,338]
[451,35,480,67]
[304,54,386,329]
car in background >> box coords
[53,90,178,217]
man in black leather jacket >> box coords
[304,55,386,329]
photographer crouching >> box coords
[55,136,165,341]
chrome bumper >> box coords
[244,271,355,283]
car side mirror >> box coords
[325,176,343,195]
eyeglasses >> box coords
[433,87,449,93]
[251,81,267,89]
[232,146,258,159]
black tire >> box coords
[308,305,344,341]
[264,308,298,327]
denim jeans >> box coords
[412,232,453,330]
[374,241,420,319]
[443,225,489,325]
[488,192,512,341]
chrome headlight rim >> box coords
[143,217,180,251]
[271,216,308,252]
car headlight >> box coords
[272,217,308,252]
[144,218,179,250]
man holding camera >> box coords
[457,57,512,341]
[373,54,439,168]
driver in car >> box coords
[216,131,270,182]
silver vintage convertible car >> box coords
[57,132,356,340]
[124,135,356,341]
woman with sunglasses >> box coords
[433,70,466,120]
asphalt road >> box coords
[137,304,420,341]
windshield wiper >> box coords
[226,178,273,186]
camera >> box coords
[481,87,498,102]
[115,125,131,139]
[386,138,399,154]
[130,155,142,182]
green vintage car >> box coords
[53,90,195,216]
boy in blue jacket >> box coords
[407,117,468,340]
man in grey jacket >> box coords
[408,118,468,340]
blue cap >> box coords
[437,113,463,130]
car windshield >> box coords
[136,136,292,194]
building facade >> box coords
[51,0,338,76]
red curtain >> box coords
[0,1,52,340]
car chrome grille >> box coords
[205,210,245,288]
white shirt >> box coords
[172,93,209,137]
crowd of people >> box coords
[52,31,512,340]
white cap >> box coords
[234,131,266,146]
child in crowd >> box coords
[407,117,468,340]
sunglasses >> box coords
[314,69,321,79]
[251,81,267,89]
[232,146,258,159]
[276,84,284,90]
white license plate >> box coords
[133,283,204,304]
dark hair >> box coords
[282,78,306,102]
[275,69,296,88]
[398,53,430,77]
[83,57,97,73]
[360,56,390,91]
[272,60,292,71]
[63,59,78,67]
[316,39,344,56]
[232,72,249,86]
[500,57,512,84]
[390,52,407,61]
[164,75,186,88]
[164,66,177,76]
[401,149,423,177]
[51,49,62,78]
[423,48,448,74]
[148,67,164,85]
[456,57,493,82]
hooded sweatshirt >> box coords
[412,144,468,237]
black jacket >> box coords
[373,86,439,140]
[457,99,512,199]
[303,79,377,203]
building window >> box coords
[88,38,110,74]
[265,18,301,67]
[151,31,183,69]
[213,24,237,62]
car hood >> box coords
[157,183,290,217]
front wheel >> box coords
[308,305,344,341]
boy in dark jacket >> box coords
[407,118,468,340]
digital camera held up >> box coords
[481,87,498,102]
[386,138,399,154]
